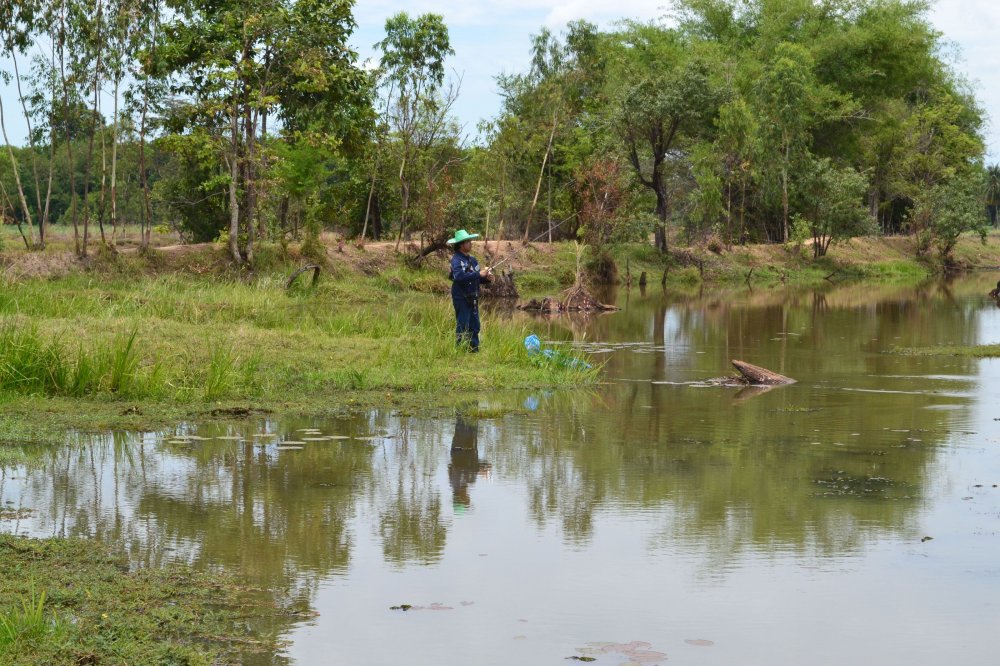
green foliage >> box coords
[0,586,67,650]
[0,534,286,664]
[986,164,1000,226]
[156,131,229,243]
[799,157,872,258]
[0,326,162,399]
[0,0,992,266]
[912,171,989,263]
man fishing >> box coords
[447,229,491,352]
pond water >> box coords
[4,273,1000,665]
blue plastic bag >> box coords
[524,334,592,371]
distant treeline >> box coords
[1,0,999,263]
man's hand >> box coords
[479,267,492,278]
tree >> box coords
[887,91,984,250]
[157,0,368,265]
[754,42,835,244]
[374,12,456,251]
[913,170,989,265]
[0,0,47,248]
[608,23,717,252]
[713,97,759,245]
[986,164,1000,227]
[798,157,871,258]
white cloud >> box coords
[929,0,1000,160]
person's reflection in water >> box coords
[449,413,490,513]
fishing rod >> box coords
[485,213,578,273]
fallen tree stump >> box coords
[517,285,619,313]
[481,270,519,299]
[731,360,796,385]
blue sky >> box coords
[2,0,998,161]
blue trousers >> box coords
[453,296,480,351]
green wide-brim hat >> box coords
[446,229,480,245]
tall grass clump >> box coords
[0,586,67,650]
[0,326,164,399]
[204,345,260,400]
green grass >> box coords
[0,271,596,415]
[0,534,289,665]
[0,326,165,399]
[0,586,69,651]
[891,344,1000,358]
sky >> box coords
[1,0,998,161]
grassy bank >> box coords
[0,534,289,665]
[610,231,1000,290]
[0,264,596,444]
[891,344,1000,358]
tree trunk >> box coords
[524,112,558,242]
[110,77,119,246]
[58,0,79,255]
[496,165,506,242]
[372,192,383,240]
[97,99,108,246]
[360,174,376,244]
[0,95,35,247]
[781,139,790,243]
[394,152,409,251]
[228,101,242,265]
[242,98,256,265]
[547,158,552,242]
[654,186,668,253]
[81,0,106,259]
[278,195,289,235]
[6,43,43,247]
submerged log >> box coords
[731,360,795,385]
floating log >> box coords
[731,360,795,385]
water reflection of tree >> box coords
[15,422,378,592]
[502,279,987,562]
[370,421,448,567]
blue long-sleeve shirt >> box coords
[450,253,482,299]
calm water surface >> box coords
[4,274,1000,665]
